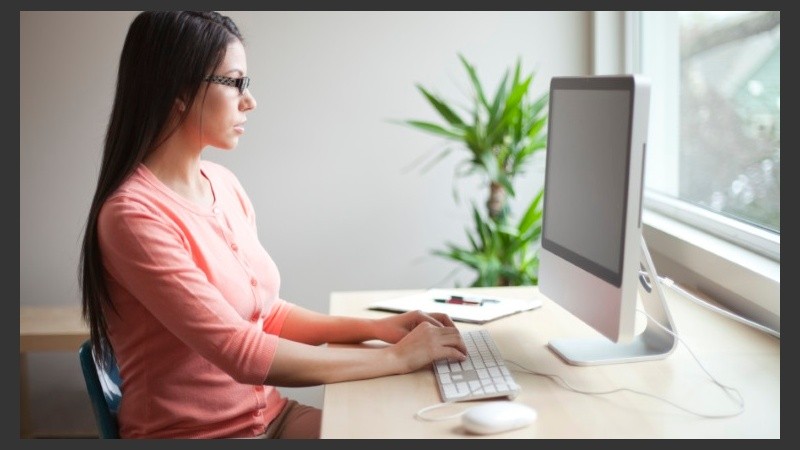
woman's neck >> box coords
[143,142,214,208]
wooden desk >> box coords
[20,306,90,438]
[320,286,780,438]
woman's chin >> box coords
[212,140,238,151]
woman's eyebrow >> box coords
[223,68,244,76]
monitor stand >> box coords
[548,236,678,366]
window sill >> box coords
[642,209,780,333]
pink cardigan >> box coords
[98,161,293,438]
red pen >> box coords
[434,297,482,306]
[450,295,484,305]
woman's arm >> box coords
[278,304,459,345]
[266,320,466,386]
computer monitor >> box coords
[539,75,677,366]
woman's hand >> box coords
[373,311,467,375]
[373,310,458,344]
[388,321,467,374]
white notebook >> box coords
[367,289,542,324]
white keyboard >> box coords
[433,329,521,402]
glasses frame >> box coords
[204,75,250,95]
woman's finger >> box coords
[428,312,457,328]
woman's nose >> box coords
[241,89,256,111]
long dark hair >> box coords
[79,11,243,368]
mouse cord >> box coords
[506,308,745,419]
[414,401,470,422]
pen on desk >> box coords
[451,295,501,305]
[434,298,482,306]
[434,296,500,306]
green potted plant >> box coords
[401,54,549,286]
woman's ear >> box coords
[175,98,187,113]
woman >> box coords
[79,11,466,439]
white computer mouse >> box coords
[461,401,537,435]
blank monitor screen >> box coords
[542,86,632,288]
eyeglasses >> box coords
[204,75,250,95]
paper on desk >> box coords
[367,289,542,324]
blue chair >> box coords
[78,340,122,438]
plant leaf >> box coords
[486,70,510,133]
[404,120,464,140]
[518,189,544,234]
[419,147,454,174]
[502,75,532,122]
[530,91,549,118]
[416,84,466,127]
[478,150,501,182]
[458,53,489,110]
[498,171,515,197]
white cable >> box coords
[634,307,744,417]
[504,304,747,419]
[414,401,469,422]
[506,340,744,420]
[656,275,780,338]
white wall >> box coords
[20,11,589,435]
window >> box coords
[636,11,780,261]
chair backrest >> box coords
[78,340,122,438]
